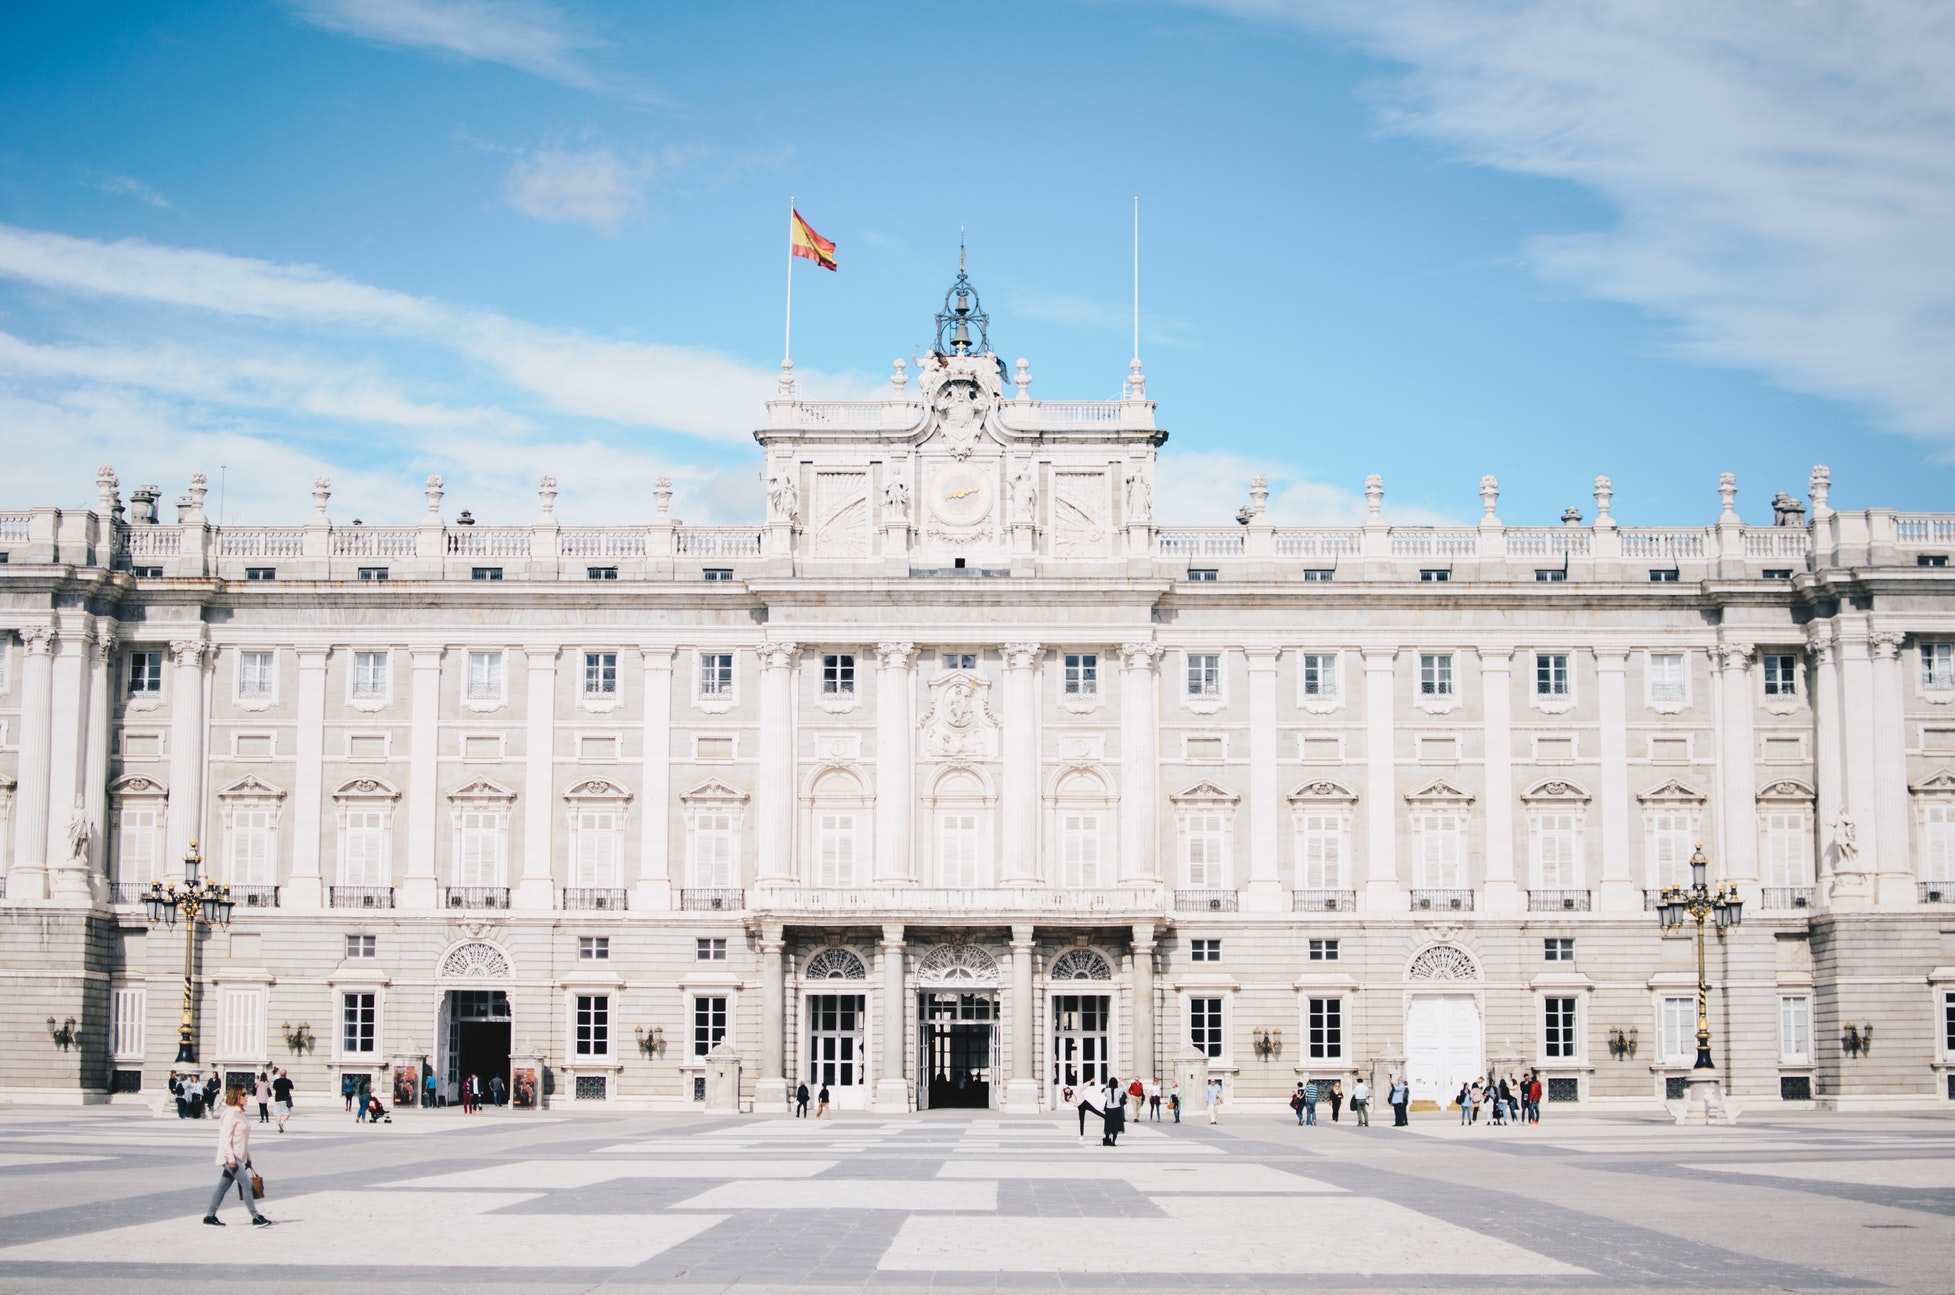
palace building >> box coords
[3,269,1955,1114]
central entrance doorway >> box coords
[805,993,867,1110]
[1051,994,1111,1103]
[919,992,996,1109]
[1405,994,1482,1109]
[441,989,511,1106]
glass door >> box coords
[1052,994,1111,1104]
[805,993,866,1109]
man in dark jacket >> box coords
[795,1081,811,1117]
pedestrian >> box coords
[271,1069,294,1132]
[816,1083,832,1118]
[1351,1077,1370,1127]
[491,1074,506,1107]
[1490,1079,1508,1126]
[1330,1080,1344,1123]
[342,1073,356,1112]
[355,1076,371,1123]
[1390,1075,1410,1127]
[1205,1077,1223,1124]
[204,1072,221,1116]
[461,1075,474,1115]
[1303,1077,1319,1126]
[1101,1092,1126,1146]
[171,1073,189,1119]
[253,1073,271,1124]
[1168,1082,1181,1123]
[425,1071,437,1109]
[1127,1076,1145,1122]
[795,1080,810,1117]
[1067,1084,1098,1138]
[1528,1073,1544,1124]
[1148,1079,1162,1121]
[1290,1084,1306,1126]
[203,1084,270,1227]
[1457,1082,1472,1125]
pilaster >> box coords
[757,921,788,1109]
[8,623,56,899]
[1869,631,1914,905]
[634,647,675,910]
[45,614,91,902]
[164,636,208,882]
[1243,648,1283,910]
[1595,648,1639,912]
[285,647,329,909]
[400,646,443,910]
[1118,642,1163,885]
[1001,643,1043,886]
[1004,923,1040,1112]
[756,642,799,886]
[875,924,909,1111]
[1478,648,1521,912]
[1131,922,1157,1084]
[1716,642,1759,894]
[1362,647,1404,912]
[514,645,558,910]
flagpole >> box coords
[784,196,795,372]
[1132,195,1140,368]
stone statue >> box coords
[1833,814,1858,865]
[1126,471,1153,524]
[766,467,799,524]
[883,478,910,523]
[1009,460,1038,527]
[66,796,91,863]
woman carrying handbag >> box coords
[204,1084,272,1227]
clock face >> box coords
[930,464,993,526]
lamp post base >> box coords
[1668,1069,1740,1126]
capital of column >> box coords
[1130,921,1157,953]
[1002,642,1043,671]
[524,644,562,667]
[18,622,55,655]
[1361,646,1397,669]
[296,645,331,667]
[90,626,117,662]
[761,640,800,671]
[168,638,207,668]
[1717,643,1753,674]
[875,641,916,670]
[758,920,785,951]
[1593,647,1628,671]
[1243,646,1279,671]
[1119,641,1163,671]
[880,923,905,949]
[410,645,445,665]
[1009,922,1035,951]
[1870,630,1906,660]
[1474,646,1515,672]
[640,645,676,667]
[1807,624,1835,664]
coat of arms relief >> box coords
[919,669,1001,759]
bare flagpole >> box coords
[783,196,795,374]
[1132,195,1140,368]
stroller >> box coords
[363,1095,393,1124]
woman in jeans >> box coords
[204,1085,271,1227]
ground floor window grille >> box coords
[1665,1075,1688,1101]
[693,996,727,1056]
[574,1075,607,1100]
[1779,1075,1812,1101]
[1547,1077,1580,1103]
[1543,996,1577,1059]
[1189,997,1223,1058]
[1308,997,1342,1059]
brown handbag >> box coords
[246,1160,265,1199]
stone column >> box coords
[1594,649,1639,912]
[1715,644,1759,893]
[400,646,443,910]
[1834,624,1879,907]
[873,642,917,884]
[1478,648,1520,913]
[1243,648,1283,910]
[285,647,329,909]
[514,646,558,910]
[9,623,56,899]
[875,923,909,1111]
[757,921,788,1109]
[45,616,91,902]
[1001,643,1043,885]
[756,642,799,886]
[1809,629,1845,905]
[165,637,208,881]
[1870,632,1914,905]
[81,628,114,903]
[1362,648,1404,911]
[1118,643,1163,885]
[1005,923,1040,1111]
[1131,922,1157,1084]
[635,647,675,910]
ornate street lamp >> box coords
[143,843,235,1064]
[1656,844,1742,1074]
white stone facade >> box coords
[4,284,1955,1113]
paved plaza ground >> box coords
[0,1102,1950,1293]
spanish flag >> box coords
[790,209,837,271]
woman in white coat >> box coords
[204,1085,271,1226]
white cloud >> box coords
[502,146,645,230]
[1193,1,1955,446]
[77,172,179,211]
[288,0,634,96]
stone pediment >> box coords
[1289,778,1358,804]
[1405,778,1474,805]
[1911,768,1955,795]
[1170,780,1240,805]
[108,773,167,797]
[219,774,286,800]
[1757,778,1816,802]
[920,670,1001,760]
[565,777,632,803]
[448,777,516,802]
[1638,778,1707,805]
[332,776,399,800]
[681,778,749,804]
[1520,778,1591,803]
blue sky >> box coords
[0,1,1949,527]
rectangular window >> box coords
[692,811,735,887]
[1189,938,1221,963]
[696,937,727,961]
[1419,653,1454,696]
[1660,996,1696,1064]
[1535,569,1566,583]
[341,809,387,886]
[1419,569,1449,583]
[1301,569,1333,582]
[1926,804,1955,882]
[575,994,609,1056]
[1189,997,1223,1059]
[574,809,621,888]
[227,806,274,885]
[1187,568,1218,582]
[239,650,275,699]
[1308,997,1343,1060]
[1762,568,1792,580]
[467,651,502,700]
[938,812,979,887]
[1650,813,1693,889]
[471,567,503,581]
[583,651,618,697]
[131,565,163,579]
[344,934,376,959]
[221,988,265,1060]
[1301,653,1339,699]
[699,652,734,696]
[1649,653,1686,704]
[127,651,163,695]
[1544,996,1577,1059]
[1187,653,1221,697]
[356,567,388,582]
[1184,812,1228,887]
[1534,812,1579,887]
[816,812,857,887]
[1945,991,1955,1057]
[1779,995,1811,1063]
[1298,813,1344,889]
[1764,811,1807,886]
[940,653,976,670]
[1922,555,1950,568]
[1308,938,1339,961]
[1924,643,1954,692]
[692,995,727,1056]
[822,653,855,695]
[702,568,734,582]
[1544,938,1574,962]
[587,566,618,580]
[1762,653,1799,698]
[342,991,377,1056]
[1535,653,1570,697]
[1064,653,1098,696]
[1415,813,1462,888]
[111,987,145,1059]
[1650,569,1679,582]
[1060,813,1101,887]
[579,936,610,960]
[456,807,501,886]
[352,651,388,700]
[244,566,275,581]
[117,804,162,885]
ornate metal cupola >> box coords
[935,244,991,356]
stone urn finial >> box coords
[537,474,558,517]
[1717,471,1738,519]
[1364,473,1384,518]
[424,474,444,516]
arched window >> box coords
[1638,780,1707,891]
[803,767,870,887]
[564,778,632,889]
[681,780,747,889]
[1049,948,1112,981]
[925,766,994,888]
[217,776,286,887]
[108,775,168,888]
[803,948,867,980]
[1049,768,1114,888]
